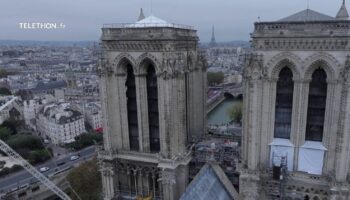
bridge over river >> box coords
[207,84,242,114]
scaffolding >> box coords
[268,152,289,200]
[189,139,240,186]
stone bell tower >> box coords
[240,1,350,200]
[98,14,206,200]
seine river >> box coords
[207,98,240,125]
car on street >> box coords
[39,167,50,172]
[57,161,65,166]
[70,155,80,161]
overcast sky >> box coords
[0,0,345,42]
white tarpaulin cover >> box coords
[269,138,294,171]
[298,141,327,175]
[128,15,174,27]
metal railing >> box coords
[103,23,194,30]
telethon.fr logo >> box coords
[19,22,66,30]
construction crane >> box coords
[0,139,72,200]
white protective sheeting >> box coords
[269,138,294,171]
[130,15,173,27]
[298,141,327,175]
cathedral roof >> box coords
[336,0,349,20]
[134,15,173,27]
[278,9,335,22]
[180,163,239,200]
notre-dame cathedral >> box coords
[99,1,350,200]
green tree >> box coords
[66,158,102,200]
[207,72,224,86]
[0,87,11,95]
[227,101,243,123]
[2,118,23,134]
[28,150,51,164]
[0,127,12,141]
[0,69,14,78]
[66,133,103,150]
[7,135,44,150]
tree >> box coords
[66,158,102,200]
[28,150,51,164]
[6,135,44,150]
[15,90,33,101]
[207,72,224,86]
[1,120,17,135]
[0,87,11,95]
[0,69,17,78]
[0,127,12,141]
[66,133,103,150]
[227,101,243,123]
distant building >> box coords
[0,96,23,124]
[64,68,77,89]
[137,8,145,21]
[36,102,85,145]
[23,97,54,130]
[209,26,217,47]
[54,89,65,100]
[84,102,102,131]
[31,80,67,95]
[224,74,242,84]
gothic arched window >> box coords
[305,68,327,141]
[146,63,160,152]
[274,67,294,139]
[125,64,139,151]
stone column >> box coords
[293,79,310,170]
[137,168,144,196]
[101,168,107,199]
[116,73,130,150]
[110,74,125,150]
[323,81,342,173]
[176,73,187,155]
[334,82,350,181]
[169,75,179,156]
[135,73,150,152]
[329,183,350,200]
[247,78,262,171]
[290,79,300,145]
[241,78,250,163]
[99,70,112,151]
[239,170,260,200]
[260,78,275,168]
[175,165,189,197]
[108,72,123,150]
[102,165,115,200]
[161,169,177,200]
[292,79,309,170]
[158,73,170,158]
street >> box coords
[0,146,96,193]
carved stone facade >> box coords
[241,3,350,200]
[98,18,206,200]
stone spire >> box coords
[336,0,349,20]
[138,8,145,21]
[209,26,217,47]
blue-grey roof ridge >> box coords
[180,163,240,200]
[279,9,335,22]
